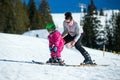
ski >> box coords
[66,64,109,67]
[0,59,109,67]
[65,63,97,67]
[32,60,65,66]
[32,60,44,64]
[32,60,109,67]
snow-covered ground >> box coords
[1,32,120,80]
[0,11,120,80]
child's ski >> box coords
[32,60,65,66]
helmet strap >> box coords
[48,28,55,34]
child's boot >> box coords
[46,57,55,63]
[57,58,65,65]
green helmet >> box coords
[46,23,56,30]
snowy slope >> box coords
[0,11,120,80]
[0,32,120,80]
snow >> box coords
[0,11,120,80]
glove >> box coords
[53,46,58,53]
[49,47,52,52]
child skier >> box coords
[46,23,65,65]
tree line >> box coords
[0,0,53,34]
[82,0,120,53]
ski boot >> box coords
[56,58,65,66]
[83,59,93,64]
[46,57,56,63]
[46,57,65,66]
[81,52,94,64]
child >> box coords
[46,23,65,65]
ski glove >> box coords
[53,46,58,53]
[49,47,52,52]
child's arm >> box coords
[53,32,62,47]
[48,41,52,52]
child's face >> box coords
[47,28,53,34]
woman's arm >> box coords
[62,21,68,37]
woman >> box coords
[62,12,93,64]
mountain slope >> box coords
[0,32,120,80]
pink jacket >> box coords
[48,30,65,58]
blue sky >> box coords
[24,0,120,13]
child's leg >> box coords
[50,52,56,58]
[46,52,57,63]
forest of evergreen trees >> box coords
[0,0,53,34]
[82,0,120,53]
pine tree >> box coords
[13,0,28,34]
[108,11,116,51]
[23,0,30,31]
[82,0,100,48]
[0,0,5,32]
[105,17,113,51]
[82,14,105,49]
[0,0,28,34]
[114,11,120,52]
[38,12,46,29]
[87,0,97,16]
[100,9,104,16]
[28,0,39,30]
[82,15,95,48]
[39,0,53,28]
[93,17,106,49]
[0,0,16,33]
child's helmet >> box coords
[46,23,56,30]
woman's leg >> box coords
[75,38,93,64]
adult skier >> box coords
[62,12,93,64]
